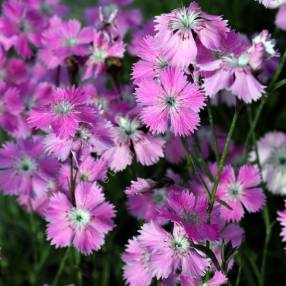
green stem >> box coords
[181,137,211,196]
[242,50,286,162]
[52,249,70,286]
[75,250,82,286]
[208,109,240,219]
[207,105,219,162]
[246,106,273,286]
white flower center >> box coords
[228,183,243,199]
[65,37,78,47]
[152,188,167,205]
[164,95,177,109]
[75,126,91,141]
[16,157,38,174]
[225,53,249,68]
[52,101,73,115]
[91,49,108,63]
[170,8,201,36]
[271,147,286,170]
[172,234,190,254]
[68,208,91,229]
[119,117,140,136]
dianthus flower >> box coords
[139,222,210,279]
[278,201,286,247]
[28,86,99,139]
[155,2,229,67]
[217,165,265,221]
[250,132,286,195]
[45,182,115,255]
[162,190,219,241]
[40,16,93,69]
[135,67,205,136]
[101,116,165,171]
[0,138,58,196]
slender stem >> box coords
[52,249,70,286]
[75,250,82,286]
[247,106,273,286]
[208,109,240,219]
[235,254,242,286]
[207,105,219,162]
[242,50,286,162]
[181,137,211,196]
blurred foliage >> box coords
[0,0,286,285]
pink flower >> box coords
[0,138,58,196]
[0,87,24,133]
[139,222,210,279]
[276,5,286,30]
[132,36,172,84]
[28,86,99,139]
[278,201,286,245]
[122,237,153,286]
[59,156,108,189]
[45,182,115,255]
[200,31,266,103]
[251,132,286,195]
[165,135,185,164]
[101,116,165,172]
[155,2,229,67]
[125,178,171,224]
[0,0,44,58]
[84,31,125,79]
[40,17,93,69]
[162,190,219,241]
[135,67,205,136]
[217,165,265,222]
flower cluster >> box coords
[0,0,285,285]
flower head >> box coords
[135,67,205,136]
[28,86,99,139]
[217,165,265,221]
[45,182,115,255]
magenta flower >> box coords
[0,87,24,133]
[132,36,172,84]
[125,178,171,224]
[0,138,58,196]
[0,0,44,58]
[217,165,266,222]
[28,86,99,139]
[135,67,205,136]
[84,31,125,79]
[139,222,210,279]
[155,2,229,67]
[278,201,286,247]
[122,237,153,286]
[45,182,115,255]
[40,16,93,69]
[162,190,219,241]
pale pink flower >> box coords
[276,5,286,30]
[139,222,210,279]
[155,2,229,67]
[45,182,115,255]
[135,67,205,136]
[217,165,265,222]
[101,116,165,172]
[122,237,153,286]
[250,132,286,195]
